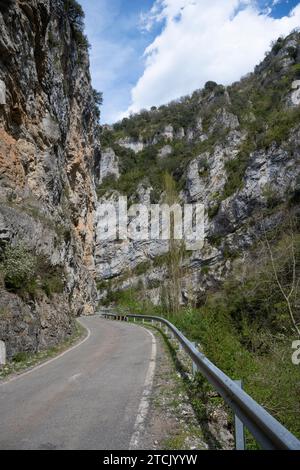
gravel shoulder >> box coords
[136,323,234,451]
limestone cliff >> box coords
[95,32,300,307]
[0,0,100,358]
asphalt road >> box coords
[0,317,154,450]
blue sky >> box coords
[80,0,300,124]
[80,0,160,123]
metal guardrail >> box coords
[101,312,300,451]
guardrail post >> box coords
[192,342,198,375]
[0,341,6,366]
[234,380,245,450]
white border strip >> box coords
[129,327,157,450]
[0,319,91,387]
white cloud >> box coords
[123,0,300,117]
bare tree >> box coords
[262,217,300,338]
[162,173,184,315]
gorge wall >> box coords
[1,1,300,361]
[95,31,300,308]
[0,0,100,359]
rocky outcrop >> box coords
[99,147,119,183]
[0,0,100,359]
[117,137,145,153]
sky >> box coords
[80,0,300,124]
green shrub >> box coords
[271,37,284,55]
[204,81,218,92]
[223,150,250,198]
[35,256,65,297]
[42,275,64,297]
[134,261,151,276]
[292,64,300,78]
[1,245,36,292]
[153,253,169,268]
[0,245,65,298]
[147,279,161,289]
[201,266,210,275]
[64,0,85,29]
[207,203,220,220]
[96,279,110,291]
[262,184,281,209]
[13,352,29,363]
[72,29,90,50]
[287,46,298,60]
[260,108,300,148]
[198,158,209,177]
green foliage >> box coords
[262,184,281,210]
[271,37,284,55]
[100,129,116,147]
[64,0,90,51]
[93,89,103,106]
[0,245,65,298]
[198,158,209,177]
[96,279,110,291]
[292,63,300,78]
[222,140,253,198]
[147,279,161,289]
[260,108,300,148]
[113,90,203,140]
[41,273,65,297]
[207,203,220,220]
[1,245,36,292]
[134,261,151,276]
[96,175,118,198]
[102,288,144,312]
[92,89,103,121]
[287,46,298,60]
[204,81,218,92]
[13,352,29,363]
[72,29,90,50]
[64,0,85,29]
[201,266,210,275]
[223,157,247,198]
[153,253,170,268]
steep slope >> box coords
[0,0,100,359]
[95,31,300,307]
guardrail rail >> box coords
[101,312,300,451]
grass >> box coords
[0,320,86,380]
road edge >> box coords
[0,318,91,387]
[129,327,157,450]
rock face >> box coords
[99,148,119,183]
[95,31,300,307]
[0,0,100,359]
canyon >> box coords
[0,1,299,366]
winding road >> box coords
[0,316,156,450]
